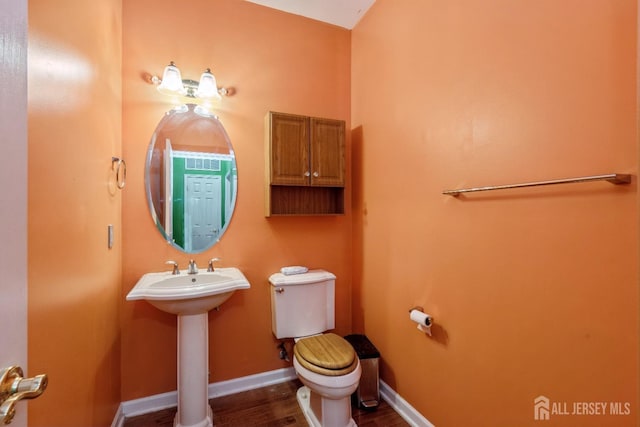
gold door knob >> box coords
[0,366,48,425]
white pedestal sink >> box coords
[127,267,250,427]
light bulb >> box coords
[196,68,222,100]
[157,62,186,95]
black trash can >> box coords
[344,334,380,409]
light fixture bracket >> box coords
[181,79,200,98]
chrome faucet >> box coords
[207,257,221,272]
[187,259,198,274]
[166,260,180,275]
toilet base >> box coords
[296,386,356,427]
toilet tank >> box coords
[269,270,336,339]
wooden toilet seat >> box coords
[294,333,358,376]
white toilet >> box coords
[270,270,362,427]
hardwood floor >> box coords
[124,379,409,427]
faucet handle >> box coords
[165,260,179,275]
[207,257,221,272]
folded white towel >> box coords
[280,266,309,275]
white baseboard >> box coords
[112,367,434,427]
[380,380,435,427]
[119,388,179,418]
[209,366,297,398]
[111,403,124,427]
[116,367,297,421]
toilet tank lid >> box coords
[269,269,336,286]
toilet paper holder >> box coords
[409,306,433,336]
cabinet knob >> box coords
[304,171,310,177]
[312,172,319,178]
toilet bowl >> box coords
[293,333,362,427]
[269,270,361,426]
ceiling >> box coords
[245,0,376,30]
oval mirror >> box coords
[145,104,238,253]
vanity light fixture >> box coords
[150,61,230,101]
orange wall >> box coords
[27,0,122,425]
[24,0,640,425]
[121,0,352,400]
[352,1,638,426]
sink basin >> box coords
[126,267,250,315]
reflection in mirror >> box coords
[145,104,237,253]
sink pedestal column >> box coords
[175,312,212,427]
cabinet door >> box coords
[310,117,345,186]
[269,112,309,185]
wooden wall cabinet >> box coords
[265,111,345,216]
